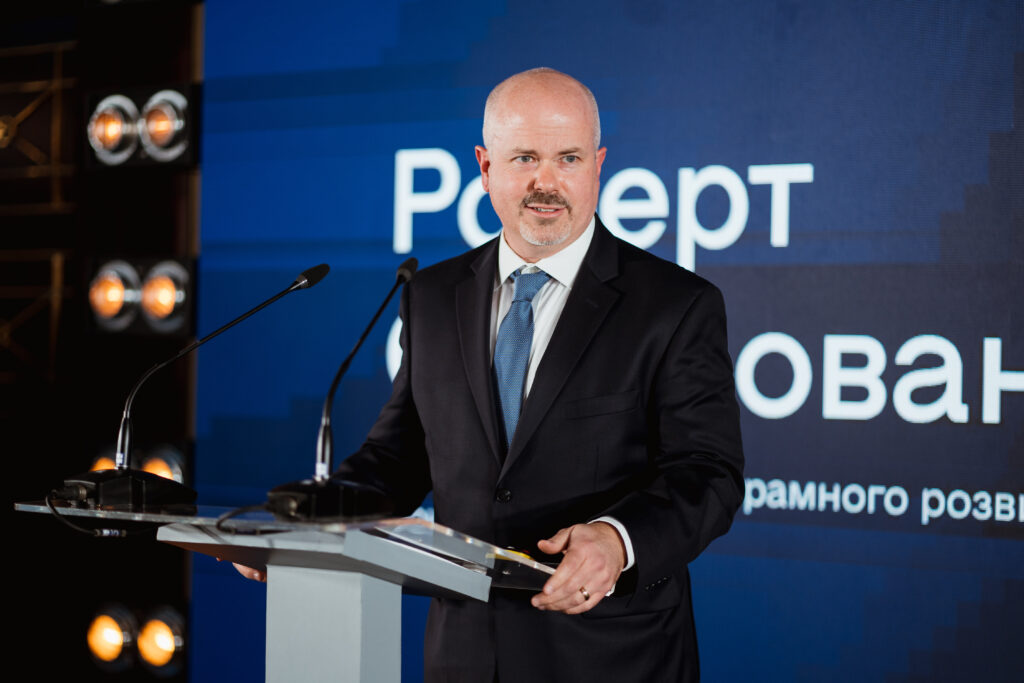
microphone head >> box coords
[295,263,330,289]
[396,257,418,284]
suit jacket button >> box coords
[495,488,512,503]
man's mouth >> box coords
[525,205,567,219]
[523,193,569,216]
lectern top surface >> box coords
[14,501,555,587]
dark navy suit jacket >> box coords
[336,218,744,682]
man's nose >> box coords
[531,161,558,192]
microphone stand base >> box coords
[59,469,198,510]
[267,478,394,521]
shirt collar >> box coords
[496,217,596,290]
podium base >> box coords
[267,566,400,683]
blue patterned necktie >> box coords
[494,269,550,448]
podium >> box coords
[15,502,553,683]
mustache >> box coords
[521,192,570,210]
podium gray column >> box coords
[266,566,399,683]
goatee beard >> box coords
[519,191,571,246]
[521,225,570,247]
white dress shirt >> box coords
[490,219,595,396]
[490,218,635,574]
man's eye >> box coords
[515,155,533,163]
[563,155,579,163]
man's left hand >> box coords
[531,522,626,614]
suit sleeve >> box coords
[331,285,433,515]
[600,283,744,587]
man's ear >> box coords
[475,145,491,192]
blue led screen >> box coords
[193,2,1023,680]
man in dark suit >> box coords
[338,67,743,682]
[240,67,743,682]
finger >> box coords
[536,526,572,555]
[537,525,590,593]
[563,590,603,615]
[537,543,587,597]
[541,562,617,613]
[533,572,583,609]
[232,562,266,582]
[560,580,606,614]
[540,575,603,613]
[532,553,592,609]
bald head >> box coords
[474,68,607,261]
[482,67,601,151]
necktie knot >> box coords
[511,269,550,303]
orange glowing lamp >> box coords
[144,107,176,148]
[91,455,117,471]
[91,110,124,150]
[138,619,177,667]
[142,274,179,319]
[89,273,126,319]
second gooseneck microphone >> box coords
[268,258,417,520]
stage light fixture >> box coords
[138,607,184,676]
[139,444,186,484]
[89,260,141,331]
[141,260,189,332]
[87,605,136,672]
[88,258,194,336]
[139,90,189,162]
[86,85,197,167]
[87,95,139,166]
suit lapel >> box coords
[501,221,621,477]
[456,240,503,465]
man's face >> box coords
[475,81,606,262]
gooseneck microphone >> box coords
[54,264,330,512]
[114,263,330,470]
[267,258,417,521]
[314,258,417,481]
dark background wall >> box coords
[4,2,200,680]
